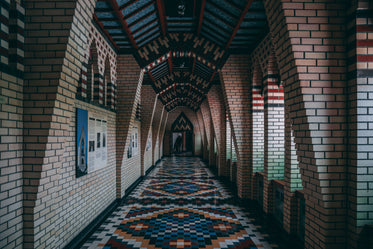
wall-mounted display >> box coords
[76,108,88,177]
[88,117,107,172]
[76,108,107,177]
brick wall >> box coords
[140,84,157,174]
[346,0,373,248]
[196,109,208,160]
[200,100,214,166]
[159,111,168,157]
[20,0,120,247]
[264,0,349,247]
[116,54,142,197]
[0,1,24,247]
[220,55,252,199]
[207,85,227,177]
[151,99,164,164]
[263,52,285,214]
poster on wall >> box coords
[146,132,151,151]
[76,108,88,178]
[88,117,107,173]
[76,109,107,178]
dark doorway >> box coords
[171,112,194,156]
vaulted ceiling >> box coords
[94,0,268,111]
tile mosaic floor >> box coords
[81,157,278,249]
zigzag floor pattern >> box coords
[81,157,278,249]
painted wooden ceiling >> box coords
[94,0,268,111]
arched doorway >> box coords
[171,112,194,156]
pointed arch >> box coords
[103,56,112,108]
[87,40,99,102]
[172,112,194,132]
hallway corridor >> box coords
[81,157,275,249]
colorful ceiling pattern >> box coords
[94,0,268,111]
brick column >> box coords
[207,85,227,177]
[251,64,265,200]
[152,99,164,164]
[158,110,168,158]
[1,1,24,247]
[264,0,348,247]
[200,100,214,166]
[116,55,143,198]
[283,103,302,234]
[347,1,373,248]
[226,116,233,181]
[220,54,252,199]
[196,109,208,161]
[140,85,157,174]
[263,52,285,214]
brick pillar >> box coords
[116,55,142,198]
[103,59,116,110]
[1,1,24,247]
[196,109,208,161]
[226,116,233,181]
[78,62,88,99]
[207,85,227,177]
[263,52,285,214]
[158,110,168,158]
[93,72,103,104]
[200,100,214,166]
[107,81,116,110]
[140,85,157,174]
[264,0,348,247]
[283,102,302,234]
[347,1,373,248]
[220,55,252,199]
[8,0,24,72]
[152,99,164,164]
[23,0,89,247]
[251,64,265,200]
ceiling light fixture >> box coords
[177,0,186,16]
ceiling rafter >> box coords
[128,10,157,30]
[134,26,158,42]
[221,0,241,12]
[192,57,196,74]
[168,55,173,74]
[148,70,157,84]
[122,0,154,20]
[156,0,167,36]
[207,1,238,22]
[225,0,254,50]
[93,13,120,51]
[107,0,138,49]
[204,9,234,30]
[132,19,158,36]
[197,0,206,35]
[119,0,138,11]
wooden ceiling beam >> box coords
[122,1,154,20]
[225,0,254,50]
[168,55,173,74]
[107,0,138,49]
[119,0,138,11]
[197,0,206,35]
[156,0,167,36]
[208,1,238,21]
[192,57,196,74]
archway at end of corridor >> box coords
[171,112,194,156]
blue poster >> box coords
[76,108,88,177]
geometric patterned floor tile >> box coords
[81,157,274,249]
